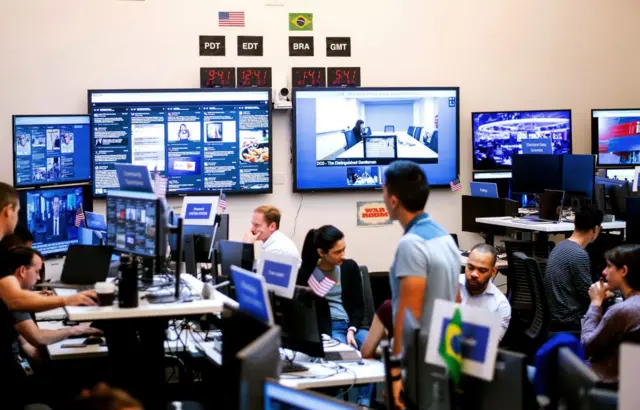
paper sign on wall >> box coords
[425,299,502,381]
[238,36,263,56]
[357,201,391,227]
[289,36,314,57]
[199,35,226,56]
[257,251,300,299]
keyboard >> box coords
[324,350,362,362]
[281,360,308,373]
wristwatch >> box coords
[348,326,357,334]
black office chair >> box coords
[450,233,459,247]
[384,125,395,132]
[359,265,375,330]
[413,126,423,142]
[343,130,358,149]
[368,271,392,311]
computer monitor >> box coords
[271,287,324,358]
[293,87,460,191]
[606,168,635,182]
[219,240,254,278]
[19,185,93,258]
[473,110,572,171]
[512,154,563,194]
[168,213,229,263]
[592,109,640,166]
[555,347,600,410]
[263,380,360,410]
[539,190,565,222]
[89,89,272,197]
[237,326,282,410]
[626,197,640,243]
[13,115,92,188]
[562,154,595,199]
[586,388,618,410]
[105,190,161,258]
[611,182,631,220]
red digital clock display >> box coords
[327,67,361,87]
[292,67,326,87]
[200,67,235,88]
[237,67,272,88]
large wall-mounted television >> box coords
[293,87,460,192]
[88,88,272,197]
[592,109,640,167]
[13,115,92,189]
[472,110,572,171]
[19,184,93,258]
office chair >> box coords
[450,233,459,247]
[359,265,375,330]
[368,271,392,311]
[343,130,358,149]
[407,126,415,137]
[413,126,423,141]
[384,125,395,132]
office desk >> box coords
[475,217,626,233]
[337,132,437,160]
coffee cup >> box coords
[95,282,115,306]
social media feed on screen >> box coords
[106,192,157,257]
[89,89,271,196]
[294,88,459,191]
[593,109,640,166]
[472,110,572,170]
[23,186,88,256]
[13,116,91,187]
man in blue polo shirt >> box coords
[383,161,459,405]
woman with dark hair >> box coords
[581,244,640,383]
[352,120,365,144]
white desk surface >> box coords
[337,132,437,160]
[475,216,626,233]
[35,307,67,322]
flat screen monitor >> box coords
[13,115,92,188]
[105,190,159,257]
[19,185,93,258]
[472,110,572,171]
[512,154,563,194]
[556,347,599,410]
[592,109,640,166]
[264,380,359,410]
[271,287,324,358]
[626,197,640,244]
[89,89,272,196]
[562,154,595,199]
[237,326,281,410]
[293,87,460,191]
[606,168,635,182]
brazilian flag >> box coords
[438,307,463,385]
[289,13,313,31]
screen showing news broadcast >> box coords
[20,185,90,256]
[89,89,271,196]
[472,110,572,170]
[592,109,640,166]
[293,88,459,191]
[13,116,92,188]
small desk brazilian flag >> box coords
[289,13,313,31]
[439,307,463,385]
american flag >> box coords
[218,191,227,212]
[74,206,85,228]
[307,270,336,297]
[450,177,462,192]
[219,11,245,27]
[154,166,167,199]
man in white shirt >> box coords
[242,205,299,259]
[458,243,511,340]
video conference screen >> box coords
[20,185,92,257]
[106,191,157,257]
[592,109,640,166]
[13,116,92,188]
[472,110,572,171]
[89,89,272,196]
[293,87,459,191]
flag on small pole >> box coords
[75,204,85,228]
[218,190,227,212]
[154,166,167,199]
[439,307,463,385]
[450,176,462,192]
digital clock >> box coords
[200,67,236,88]
[292,67,326,87]
[327,67,361,87]
[237,67,272,88]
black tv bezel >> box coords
[291,86,461,193]
[87,88,273,198]
[19,184,94,259]
[12,114,92,190]
[591,108,640,169]
[471,108,573,172]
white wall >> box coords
[2,0,640,271]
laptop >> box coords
[36,245,114,289]
[470,181,499,198]
[84,212,107,232]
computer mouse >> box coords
[83,336,104,345]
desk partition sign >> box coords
[357,201,391,227]
[521,139,552,154]
[231,266,274,325]
[425,299,501,381]
[257,251,300,299]
[181,196,219,226]
[115,164,154,193]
